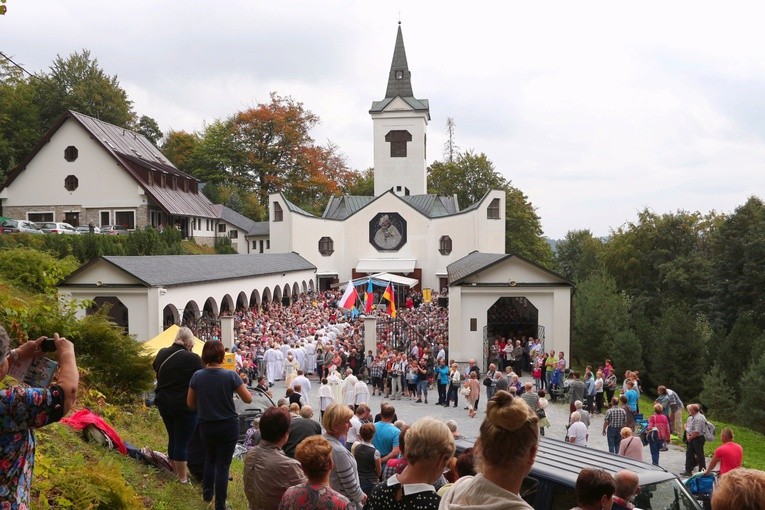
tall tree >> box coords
[428,150,507,209]
[343,168,374,196]
[136,115,162,146]
[708,196,765,331]
[228,93,320,207]
[443,117,458,162]
[601,209,716,319]
[737,352,765,434]
[647,303,710,401]
[0,59,40,178]
[34,49,135,129]
[555,229,604,283]
[572,270,640,371]
[428,150,553,267]
[161,130,200,175]
[505,185,555,268]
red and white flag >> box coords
[339,283,359,310]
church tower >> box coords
[370,23,430,197]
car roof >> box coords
[457,437,676,487]
[533,437,675,486]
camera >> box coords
[41,337,56,352]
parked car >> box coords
[36,222,80,234]
[234,386,276,443]
[75,225,102,234]
[1,219,45,234]
[101,225,130,235]
[454,436,702,510]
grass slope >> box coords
[31,405,250,509]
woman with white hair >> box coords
[152,326,203,484]
[366,417,455,509]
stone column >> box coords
[363,316,377,356]
[220,315,235,350]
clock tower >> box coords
[370,23,430,197]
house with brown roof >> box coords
[0,110,219,242]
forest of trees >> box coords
[557,199,765,433]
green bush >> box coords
[71,312,155,402]
[700,364,737,421]
[0,247,79,294]
[214,236,237,254]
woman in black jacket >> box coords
[152,327,203,484]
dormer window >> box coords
[148,172,154,186]
[161,174,166,188]
[395,70,404,80]
[385,130,412,158]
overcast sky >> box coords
[3,1,765,239]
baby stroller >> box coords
[684,473,715,510]
[548,368,570,403]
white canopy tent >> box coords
[338,272,419,290]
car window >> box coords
[548,481,578,510]
[519,476,540,507]
[635,479,699,510]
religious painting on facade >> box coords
[369,212,407,251]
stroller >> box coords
[548,368,571,403]
[684,473,715,510]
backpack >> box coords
[703,418,716,442]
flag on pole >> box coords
[339,283,359,310]
[382,282,396,318]
[365,279,374,314]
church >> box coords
[268,24,506,293]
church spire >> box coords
[385,22,413,99]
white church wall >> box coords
[372,110,428,196]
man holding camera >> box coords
[0,326,79,507]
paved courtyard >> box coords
[272,374,693,477]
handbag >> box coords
[483,376,492,387]
[460,386,471,396]
[535,407,546,419]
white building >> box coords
[446,252,573,370]
[58,253,317,342]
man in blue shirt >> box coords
[372,404,400,467]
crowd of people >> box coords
[1,282,761,509]
[150,287,759,509]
